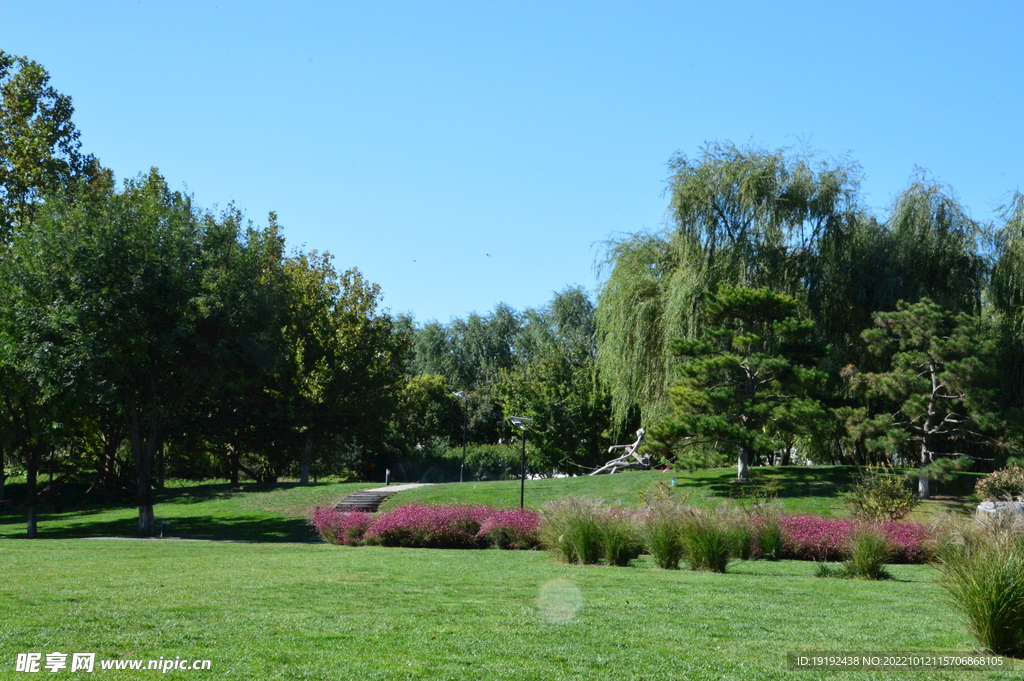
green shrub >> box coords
[844,467,918,521]
[845,526,893,579]
[539,498,605,565]
[641,499,689,570]
[935,515,1024,656]
[975,465,1024,501]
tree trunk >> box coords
[26,448,40,538]
[918,442,931,500]
[300,430,312,485]
[156,439,165,491]
[228,441,240,485]
[737,446,751,482]
[0,448,5,502]
[128,406,158,537]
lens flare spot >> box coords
[537,579,584,623]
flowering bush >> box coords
[364,504,492,548]
[478,509,541,550]
[778,515,933,563]
[309,508,374,546]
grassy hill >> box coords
[0,465,983,541]
[377,466,983,520]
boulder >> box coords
[976,501,1024,518]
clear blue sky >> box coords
[4,1,1022,323]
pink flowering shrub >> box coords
[778,515,933,563]
[477,508,542,550]
[364,503,490,548]
[309,508,374,546]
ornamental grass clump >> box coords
[845,525,893,579]
[540,498,606,564]
[679,509,734,573]
[752,514,784,560]
[309,508,374,546]
[640,498,690,570]
[935,514,1024,657]
[600,507,643,567]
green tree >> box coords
[649,287,831,481]
[848,298,1005,498]
[496,287,611,472]
[282,254,409,482]
[0,50,96,240]
[7,169,246,535]
[413,303,522,444]
[597,143,860,429]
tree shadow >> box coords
[689,466,860,502]
[1,513,318,542]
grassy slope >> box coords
[0,466,983,540]
[0,481,374,541]
[377,466,983,520]
[2,540,1016,681]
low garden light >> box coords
[452,391,468,482]
[510,416,533,509]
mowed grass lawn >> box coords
[379,466,983,520]
[2,540,1016,681]
[0,468,1002,680]
[0,481,375,541]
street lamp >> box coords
[452,391,468,483]
[510,416,533,509]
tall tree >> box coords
[649,287,830,481]
[0,50,96,240]
[848,299,1005,498]
[282,254,409,483]
[496,287,612,472]
[9,169,245,535]
[597,143,860,428]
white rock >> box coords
[976,501,1024,518]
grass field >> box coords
[378,466,982,520]
[0,481,374,541]
[2,540,1017,681]
[1,466,1005,680]
[0,466,982,541]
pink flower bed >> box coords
[310,508,374,546]
[309,504,541,550]
[778,515,934,563]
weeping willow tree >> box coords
[597,142,860,428]
[988,193,1024,416]
[991,193,1024,323]
[885,174,987,316]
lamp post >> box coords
[452,391,468,483]
[510,416,533,509]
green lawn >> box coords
[378,466,983,520]
[2,540,1018,681]
[0,466,982,541]
[0,470,1010,679]
[0,481,374,541]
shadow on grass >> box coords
[683,466,859,502]
[0,513,318,542]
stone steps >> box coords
[334,489,398,512]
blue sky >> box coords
[3,1,1022,323]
